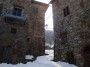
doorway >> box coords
[84,46,90,67]
[66,52,75,64]
[3,46,12,63]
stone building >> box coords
[0,0,48,63]
[51,0,90,67]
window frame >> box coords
[33,7,38,14]
[63,6,70,17]
[12,7,23,16]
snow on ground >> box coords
[25,55,34,60]
[57,61,78,67]
[0,50,78,67]
[45,49,54,60]
[0,56,78,67]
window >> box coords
[80,0,84,8]
[63,6,70,17]
[0,6,3,14]
[60,31,68,44]
[13,7,22,16]
[33,7,38,14]
[27,38,30,42]
[11,28,17,34]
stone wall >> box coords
[52,0,90,67]
[28,1,48,56]
[0,0,48,63]
[0,0,31,63]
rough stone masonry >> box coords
[51,0,90,67]
[0,0,48,63]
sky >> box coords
[45,4,53,29]
[35,0,53,29]
[35,0,51,4]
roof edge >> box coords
[50,0,55,4]
[31,0,49,6]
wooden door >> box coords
[3,46,12,63]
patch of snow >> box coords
[45,49,54,60]
[25,55,34,60]
[34,56,62,67]
[57,61,78,67]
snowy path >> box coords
[45,49,54,60]
[0,56,78,67]
[0,50,78,67]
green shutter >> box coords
[33,7,38,14]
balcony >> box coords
[4,11,27,22]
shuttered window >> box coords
[63,6,70,17]
[33,7,38,14]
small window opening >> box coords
[27,38,30,42]
[11,28,17,34]
[63,6,70,17]
[60,31,68,44]
[33,7,38,14]
[0,5,3,14]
